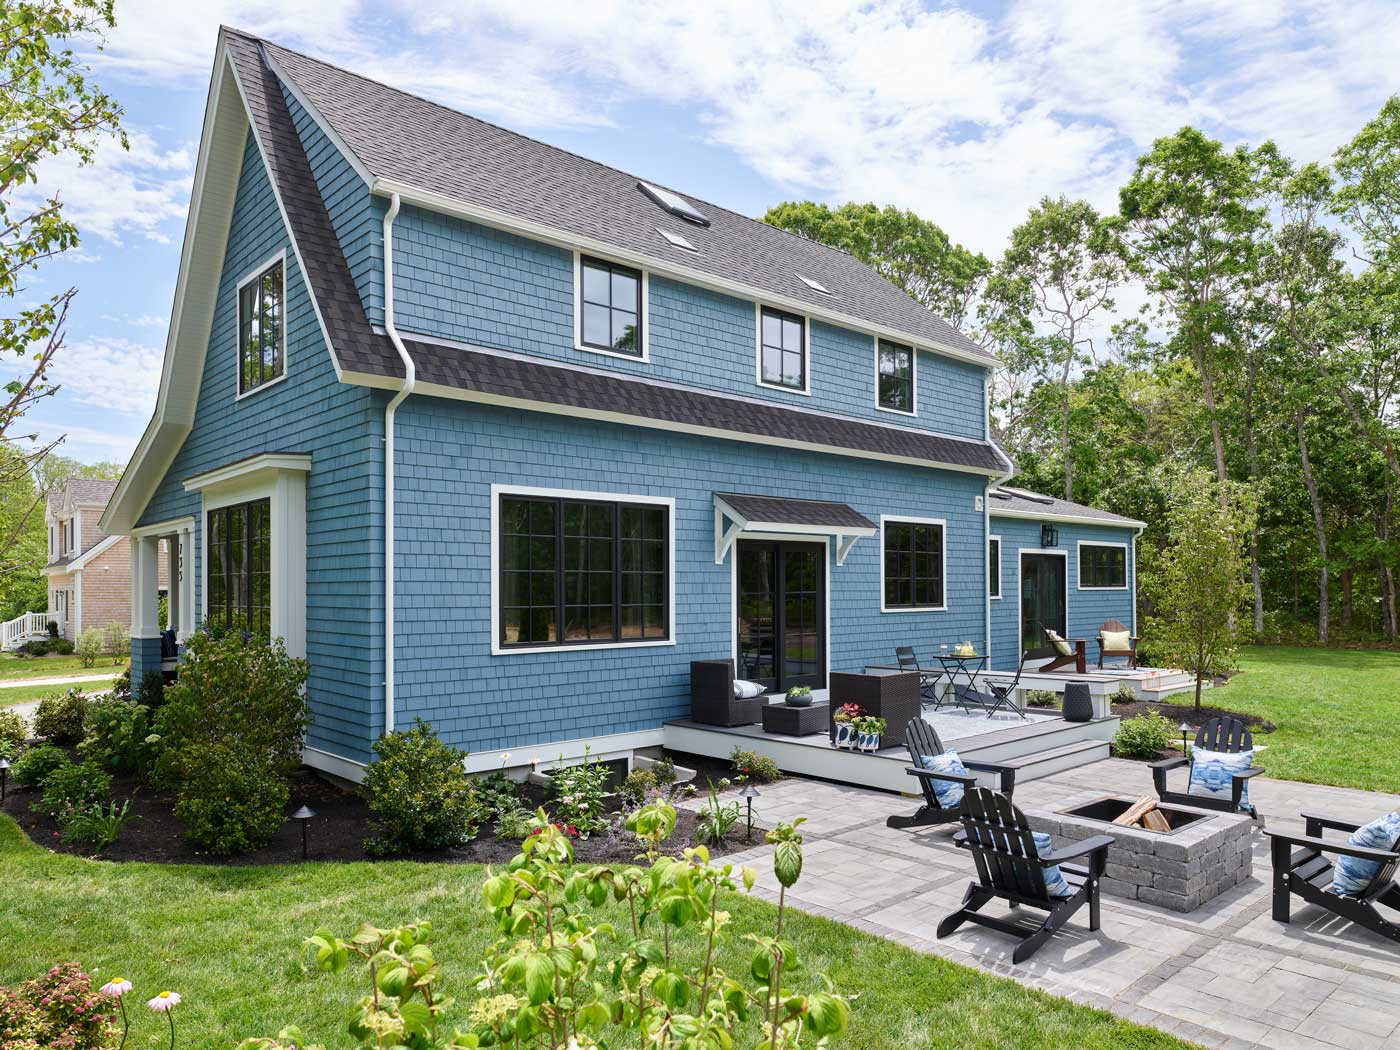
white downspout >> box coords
[1131,524,1144,638]
[382,192,415,735]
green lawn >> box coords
[0,819,1186,1050]
[0,652,127,682]
[1208,644,1400,793]
[0,676,118,708]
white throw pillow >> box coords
[733,679,765,700]
[1101,629,1131,650]
[1045,630,1073,657]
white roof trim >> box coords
[988,507,1146,528]
[183,452,312,492]
[41,533,122,575]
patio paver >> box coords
[702,758,1399,1050]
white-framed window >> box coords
[573,252,649,361]
[235,251,287,398]
[989,535,1001,599]
[491,485,676,655]
[875,338,916,414]
[756,305,809,394]
[1078,541,1128,590]
[880,515,947,612]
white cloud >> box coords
[44,336,164,415]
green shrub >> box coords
[79,695,158,775]
[60,800,133,853]
[492,801,539,841]
[1113,711,1175,758]
[0,963,116,1050]
[696,781,741,846]
[153,629,309,788]
[620,766,657,805]
[0,709,26,760]
[174,743,288,855]
[19,638,51,656]
[134,669,165,710]
[11,744,68,789]
[32,688,88,745]
[729,746,781,784]
[75,628,104,668]
[547,752,611,835]
[102,620,129,663]
[363,719,483,856]
[52,638,74,655]
[1109,683,1138,705]
[471,769,522,820]
[35,759,110,821]
[1024,689,1059,708]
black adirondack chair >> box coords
[1151,716,1264,820]
[937,787,1114,963]
[886,718,1016,830]
[952,649,1031,720]
[895,646,944,709]
[1267,813,1400,945]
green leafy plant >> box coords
[0,708,26,760]
[35,758,110,820]
[33,688,88,744]
[363,719,484,856]
[76,627,104,668]
[11,743,68,788]
[135,669,166,710]
[729,746,781,784]
[1109,683,1138,705]
[625,796,678,861]
[852,714,887,737]
[103,620,129,664]
[0,963,116,1050]
[60,799,132,852]
[647,755,677,785]
[174,743,288,855]
[492,801,540,842]
[1113,710,1176,758]
[546,750,611,836]
[695,781,740,847]
[1024,689,1059,708]
[79,694,158,775]
[472,769,522,820]
[53,638,74,655]
[620,766,657,806]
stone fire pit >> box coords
[1023,790,1254,912]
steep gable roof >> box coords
[258,35,994,367]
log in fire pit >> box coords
[1022,791,1254,912]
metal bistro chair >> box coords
[895,646,946,710]
[953,649,1031,720]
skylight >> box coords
[796,274,832,296]
[656,227,698,252]
[638,181,710,227]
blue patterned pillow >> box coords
[1032,832,1074,897]
[1331,811,1400,897]
[919,749,969,810]
[1188,746,1254,810]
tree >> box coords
[761,201,990,330]
[1,0,124,555]
[985,197,1126,499]
[1145,468,1259,708]
[1116,128,1286,491]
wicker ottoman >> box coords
[762,701,830,737]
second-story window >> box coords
[238,258,284,395]
[877,340,914,413]
[580,256,642,356]
[759,307,806,392]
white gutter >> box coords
[985,460,1017,671]
[382,192,416,735]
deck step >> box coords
[987,739,1111,784]
[955,715,1119,764]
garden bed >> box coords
[1110,699,1276,734]
[0,760,760,866]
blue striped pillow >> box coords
[1331,811,1400,898]
[1032,832,1074,897]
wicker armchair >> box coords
[690,660,763,727]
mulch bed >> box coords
[1111,700,1276,734]
[0,751,764,866]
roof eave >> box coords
[987,507,1147,529]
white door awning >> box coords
[714,491,876,566]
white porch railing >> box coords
[1,611,50,651]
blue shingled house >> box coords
[102,29,1145,782]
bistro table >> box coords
[936,650,988,711]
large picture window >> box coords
[206,498,272,634]
[238,258,285,394]
[1079,542,1127,589]
[882,518,945,610]
[758,306,807,391]
[579,256,642,356]
[876,339,914,413]
[499,494,669,649]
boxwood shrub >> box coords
[363,719,484,856]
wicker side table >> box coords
[827,671,920,748]
[762,701,829,737]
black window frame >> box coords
[498,494,670,650]
[204,497,272,636]
[758,306,807,392]
[1079,543,1127,589]
[876,339,915,413]
[237,257,285,395]
[988,536,1001,598]
[882,519,946,610]
[579,255,644,357]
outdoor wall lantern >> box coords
[1040,524,1059,548]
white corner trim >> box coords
[489,483,677,657]
[183,452,312,493]
[989,533,1002,600]
[879,514,948,613]
[873,335,918,417]
[233,249,289,401]
[50,534,123,574]
[754,302,812,396]
[1076,539,1130,591]
[572,250,650,362]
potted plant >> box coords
[832,703,862,749]
[784,685,813,708]
[854,714,887,752]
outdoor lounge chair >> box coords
[895,646,944,708]
[690,659,763,727]
[1151,716,1265,820]
[937,787,1113,963]
[886,718,1017,830]
[1267,813,1400,945]
[1031,619,1087,674]
[1095,618,1138,669]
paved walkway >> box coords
[707,760,1400,1050]
[1,672,118,690]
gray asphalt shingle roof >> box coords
[47,478,118,512]
[715,493,876,530]
[254,34,994,365]
[988,486,1144,526]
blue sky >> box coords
[14,0,1400,466]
